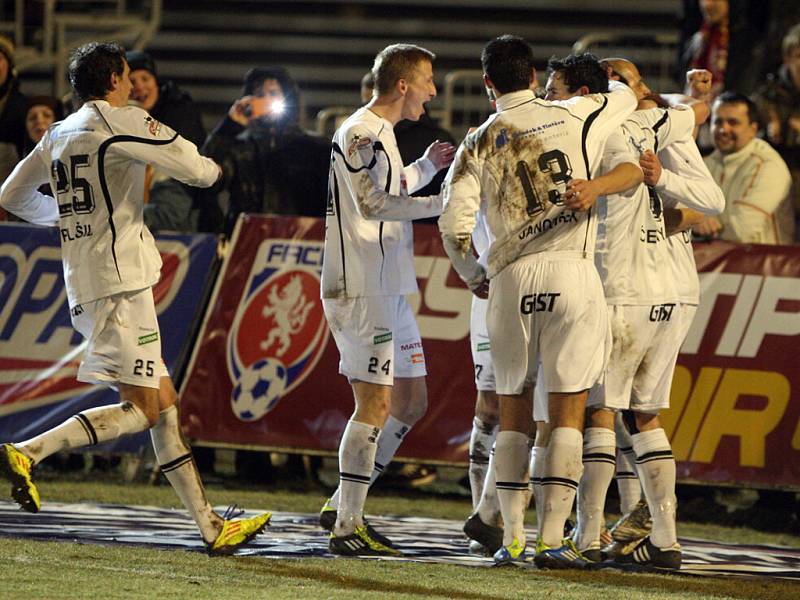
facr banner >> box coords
[180,216,800,489]
[0,223,217,453]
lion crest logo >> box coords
[260,275,314,356]
[227,240,328,420]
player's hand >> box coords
[639,150,663,187]
[563,179,601,211]
[470,277,489,299]
[423,140,456,170]
[693,215,723,238]
[686,69,713,100]
[229,96,254,126]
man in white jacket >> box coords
[699,92,795,244]
[319,43,454,556]
[0,42,271,555]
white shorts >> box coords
[70,287,168,389]
[488,254,610,396]
[532,363,549,423]
[323,295,426,385]
[588,302,685,414]
[470,296,496,392]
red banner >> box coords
[663,241,800,489]
[180,216,800,489]
[179,215,474,462]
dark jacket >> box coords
[149,80,206,148]
[201,116,331,236]
[0,76,27,158]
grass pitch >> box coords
[0,470,798,599]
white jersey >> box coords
[439,81,636,281]
[321,107,441,299]
[595,107,696,305]
[0,100,219,308]
[657,138,725,304]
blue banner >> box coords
[0,223,217,453]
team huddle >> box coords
[0,34,724,570]
[321,36,723,570]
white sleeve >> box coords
[560,80,637,141]
[601,129,641,174]
[642,106,695,151]
[0,145,59,226]
[403,157,437,194]
[438,139,486,288]
[340,124,443,221]
[112,107,220,188]
[655,142,724,214]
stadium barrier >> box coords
[2,218,799,490]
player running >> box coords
[0,42,271,555]
[319,43,455,556]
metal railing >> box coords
[6,0,162,97]
[572,31,680,92]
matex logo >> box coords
[227,240,328,421]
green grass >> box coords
[0,471,798,599]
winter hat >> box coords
[125,50,157,79]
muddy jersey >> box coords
[321,107,441,299]
[657,138,725,305]
[595,107,696,305]
[439,81,636,280]
[0,100,219,308]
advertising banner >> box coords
[180,215,475,462]
[0,223,217,453]
[181,217,800,488]
[662,241,800,489]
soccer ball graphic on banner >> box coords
[231,358,288,421]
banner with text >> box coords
[0,223,217,453]
[180,216,800,489]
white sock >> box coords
[615,417,641,514]
[151,406,220,543]
[494,430,531,547]
[328,415,410,510]
[476,445,502,527]
[540,427,583,547]
[574,427,616,551]
[334,420,380,536]
[469,417,497,509]
[18,402,150,464]
[370,415,411,485]
[632,428,677,549]
[530,445,545,538]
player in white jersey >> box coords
[319,43,455,556]
[440,37,638,567]
[0,42,271,554]
[568,59,723,570]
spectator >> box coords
[677,0,768,97]
[201,66,330,236]
[698,92,795,243]
[23,96,64,151]
[0,35,26,182]
[126,50,208,233]
[753,23,800,218]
